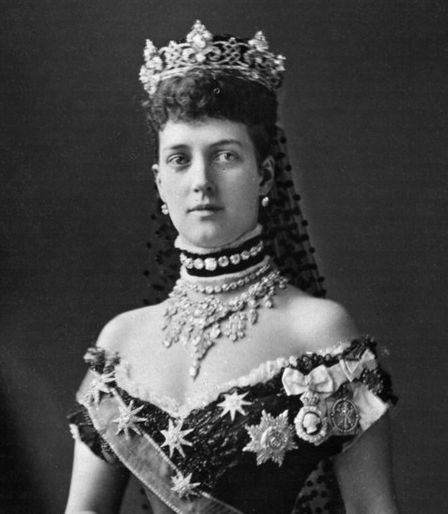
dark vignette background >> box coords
[1,1,447,512]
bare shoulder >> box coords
[95,301,168,355]
[282,286,361,353]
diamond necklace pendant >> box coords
[162,267,288,378]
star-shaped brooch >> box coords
[160,419,194,458]
[170,470,201,498]
[85,370,115,405]
[218,391,252,421]
[112,400,146,439]
[243,410,298,466]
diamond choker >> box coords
[179,237,264,277]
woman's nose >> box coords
[191,157,214,193]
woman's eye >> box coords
[214,151,238,164]
[167,155,189,168]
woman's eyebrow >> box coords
[210,139,243,148]
[162,139,243,153]
[161,144,189,152]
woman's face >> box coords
[155,117,273,248]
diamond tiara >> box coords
[139,20,286,96]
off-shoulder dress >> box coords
[68,336,396,514]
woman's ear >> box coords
[152,164,164,199]
[152,163,159,180]
[259,156,275,196]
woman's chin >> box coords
[176,219,259,250]
[187,235,230,249]
[182,229,244,250]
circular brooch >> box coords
[261,426,289,451]
[294,405,328,445]
[329,398,360,434]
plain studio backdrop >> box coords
[1,1,447,512]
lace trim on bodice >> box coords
[113,340,351,418]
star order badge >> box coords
[170,470,201,498]
[218,391,252,421]
[85,370,115,405]
[160,419,194,457]
[112,400,146,439]
[243,410,297,466]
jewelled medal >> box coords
[329,396,360,434]
[294,390,328,445]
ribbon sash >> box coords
[80,392,244,514]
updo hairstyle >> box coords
[142,69,279,164]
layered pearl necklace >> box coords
[162,229,289,378]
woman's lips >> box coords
[189,205,222,212]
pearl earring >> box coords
[261,196,270,208]
[161,203,169,215]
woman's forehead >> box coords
[159,118,253,150]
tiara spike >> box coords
[187,20,213,50]
[140,20,286,96]
[249,31,269,52]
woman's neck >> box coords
[174,224,262,255]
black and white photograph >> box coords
[1,1,447,513]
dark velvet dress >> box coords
[69,336,395,514]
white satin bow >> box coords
[282,364,346,397]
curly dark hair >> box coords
[142,69,278,163]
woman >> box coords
[65,21,398,514]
